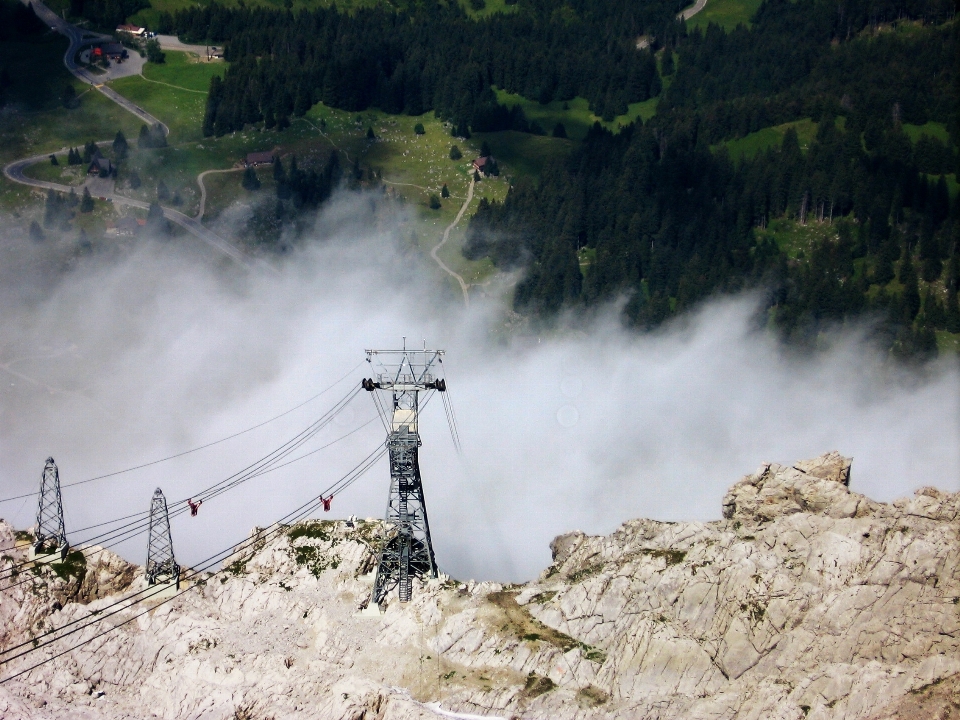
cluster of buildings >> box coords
[89,43,128,61]
[105,217,147,237]
[115,24,155,38]
[244,151,276,167]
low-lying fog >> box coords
[1,194,958,582]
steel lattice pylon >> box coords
[145,488,180,587]
[364,345,445,605]
[34,457,68,556]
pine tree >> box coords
[43,188,59,227]
[49,154,58,166]
[113,130,128,160]
[661,45,675,76]
[946,289,960,333]
[242,166,261,191]
[147,202,168,235]
[203,76,223,138]
[441,183,449,198]
[449,145,462,160]
[80,187,94,213]
[899,249,920,322]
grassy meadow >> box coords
[902,121,950,145]
[716,118,824,160]
[493,90,657,142]
[687,0,763,31]
[141,50,225,92]
[109,53,216,143]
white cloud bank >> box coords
[1,194,957,582]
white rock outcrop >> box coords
[0,452,957,719]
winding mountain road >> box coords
[195,168,243,221]
[4,153,247,263]
[7,0,246,264]
[679,0,708,20]
[431,177,475,307]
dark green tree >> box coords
[441,183,449,198]
[242,166,261,191]
[112,130,128,160]
[414,123,425,135]
[661,44,675,76]
[203,76,223,137]
[147,201,169,234]
[49,154,58,166]
[145,39,165,64]
[80,187,94,213]
[60,85,77,108]
[552,122,567,138]
[899,250,921,322]
[449,145,462,160]
[429,194,441,209]
[29,220,44,241]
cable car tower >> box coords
[145,488,180,589]
[362,343,446,605]
[34,457,68,561]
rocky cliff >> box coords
[0,452,958,720]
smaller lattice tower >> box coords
[34,457,68,557]
[145,488,180,588]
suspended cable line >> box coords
[0,389,372,587]
[0,442,388,676]
[0,359,366,506]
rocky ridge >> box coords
[0,451,958,719]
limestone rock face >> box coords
[1,452,958,720]
[722,451,867,522]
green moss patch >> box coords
[523,673,556,698]
[50,550,87,581]
[577,685,610,706]
[485,591,606,664]
[639,548,687,566]
[288,520,336,542]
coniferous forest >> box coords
[121,0,957,357]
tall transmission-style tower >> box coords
[363,344,446,605]
[145,488,180,588]
[34,457,68,558]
